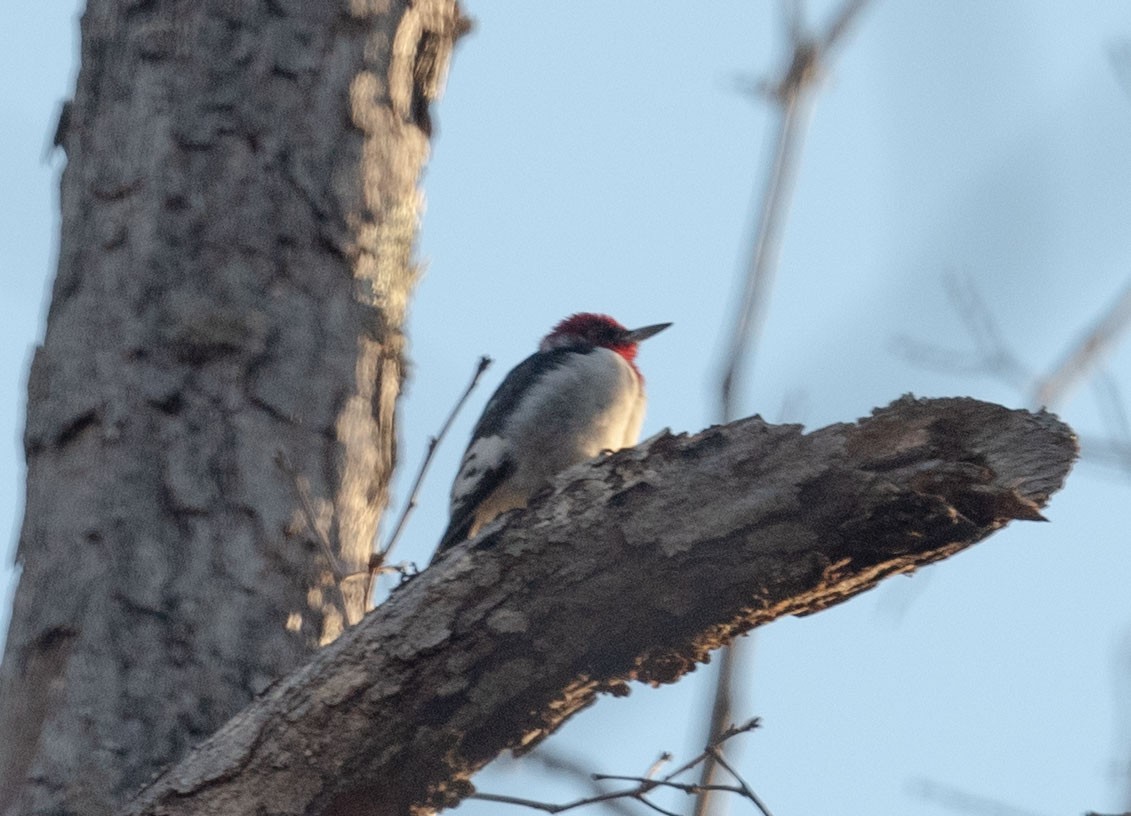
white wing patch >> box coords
[450,434,510,511]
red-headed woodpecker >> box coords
[434,313,670,558]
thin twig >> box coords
[526,749,642,816]
[634,797,682,816]
[362,355,492,607]
[902,275,1131,481]
[891,273,1032,388]
[945,273,1032,388]
[1032,279,1131,409]
[471,717,764,815]
[275,452,343,580]
[706,747,776,816]
[644,752,672,780]
[718,71,812,423]
[470,789,628,814]
[692,644,737,816]
[660,719,761,785]
[274,451,356,625]
[593,776,743,797]
[888,335,1004,375]
[379,355,492,561]
[708,717,763,748]
[471,784,685,816]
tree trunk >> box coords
[0,2,465,814]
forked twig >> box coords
[901,274,1131,482]
[693,642,738,816]
[524,750,642,816]
[470,718,766,815]
[705,747,775,816]
[362,355,492,607]
[890,273,1032,388]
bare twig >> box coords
[709,717,763,747]
[945,273,1031,387]
[888,335,1002,375]
[275,452,343,580]
[470,789,645,814]
[591,777,741,796]
[631,797,682,816]
[717,70,811,423]
[1032,279,1131,408]
[470,778,692,815]
[362,355,492,607]
[705,747,775,816]
[662,719,762,784]
[891,273,1032,388]
[470,718,766,815]
[692,644,737,816]
[644,753,672,780]
[525,750,643,816]
[900,274,1131,482]
[274,451,356,624]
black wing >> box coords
[433,348,584,559]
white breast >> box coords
[503,347,645,493]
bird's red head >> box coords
[539,313,671,363]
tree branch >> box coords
[124,397,1076,816]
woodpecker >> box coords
[434,313,670,558]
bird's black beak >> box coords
[624,322,671,343]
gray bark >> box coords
[0,2,466,815]
[122,397,1076,816]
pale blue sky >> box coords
[4,3,1131,814]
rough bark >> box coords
[0,2,466,815]
[123,397,1076,816]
